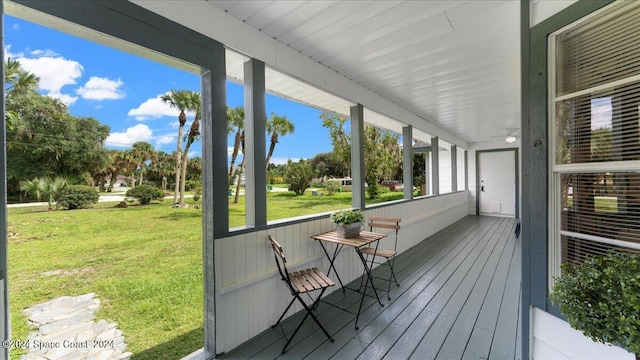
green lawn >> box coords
[8,200,203,360]
[7,189,406,359]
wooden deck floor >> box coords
[220,215,521,360]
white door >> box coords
[479,150,516,217]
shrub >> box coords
[192,180,202,202]
[550,252,640,357]
[284,159,315,196]
[126,185,165,205]
[325,180,340,196]
[56,185,99,210]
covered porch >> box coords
[220,215,521,359]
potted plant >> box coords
[550,251,640,359]
[330,208,364,238]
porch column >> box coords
[403,126,413,200]
[431,137,440,195]
[351,104,365,209]
[244,59,267,227]
[464,150,468,190]
[201,41,227,354]
[425,151,431,195]
[1,1,9,358]
[451,145,458,192]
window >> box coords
[550,1,640,281]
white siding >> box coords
[531,308,634,360]
[214,192,469,353]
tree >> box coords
[146,151,175,190]
[20,177,69,210]
[320,112,351,177]
[265,113,295,169]
[6,93,110,193]
[5,58,39,130]
[233,131,246,204]
[131,141,157,186]
[227,106,245,181]
[161,90,199,204]
[120,149,138,188]
[178,95,201,207]
[284,159,315,196]
[310,152,350,178]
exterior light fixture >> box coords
[506,136,517,143]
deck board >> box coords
[219,216,521,360]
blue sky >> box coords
[4,15,334,165]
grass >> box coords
[8,200,203,360]
[8,187,406,359]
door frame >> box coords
[475,148,520,218]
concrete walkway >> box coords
[22,293,131,360]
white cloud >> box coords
[76,76,125,100]
[591,97,612,130]
[17,56,83,93]
[48,92,79,106]
[269,157,304,165]
[30,49,59,57]
[155,134,175,147]
[106,124,153,147]
[128,93,194,121]
[16,55,83,105]
[4,45,23,61]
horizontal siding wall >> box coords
[214,191,469,353]
[531,308,634,360]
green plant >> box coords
[20,176,69,210]
[330,208,364,225]
[126,185,165,205]
[284,159,315,196]
[193,180,202,202]
[325,180,341,196]
[56,185,99,210]
[550,252,640,358]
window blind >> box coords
[553,1,640,267]
[556,1,640,97]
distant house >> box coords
[104,175,128,188]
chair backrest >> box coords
[268,235,291,286]
[368,216,401,249]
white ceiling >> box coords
[210,0,522,146]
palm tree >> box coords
[227,106,245,180]
[161,90,199,204]
[147,151,175,190]
[265,113,295,169]
[131,141,157,186]
[178,95,201,206]
[121,150,138,188]
[5,58,39,95]
[5,58,39,130]
[20,177,69,210]
[234,131,246,204]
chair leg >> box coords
[281,291,333,354]
[272,296,297,328]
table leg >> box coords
[318,241,346,291]
[354,246,384,330]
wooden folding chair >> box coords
[268,235,335,354]
[360,216,401,299]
